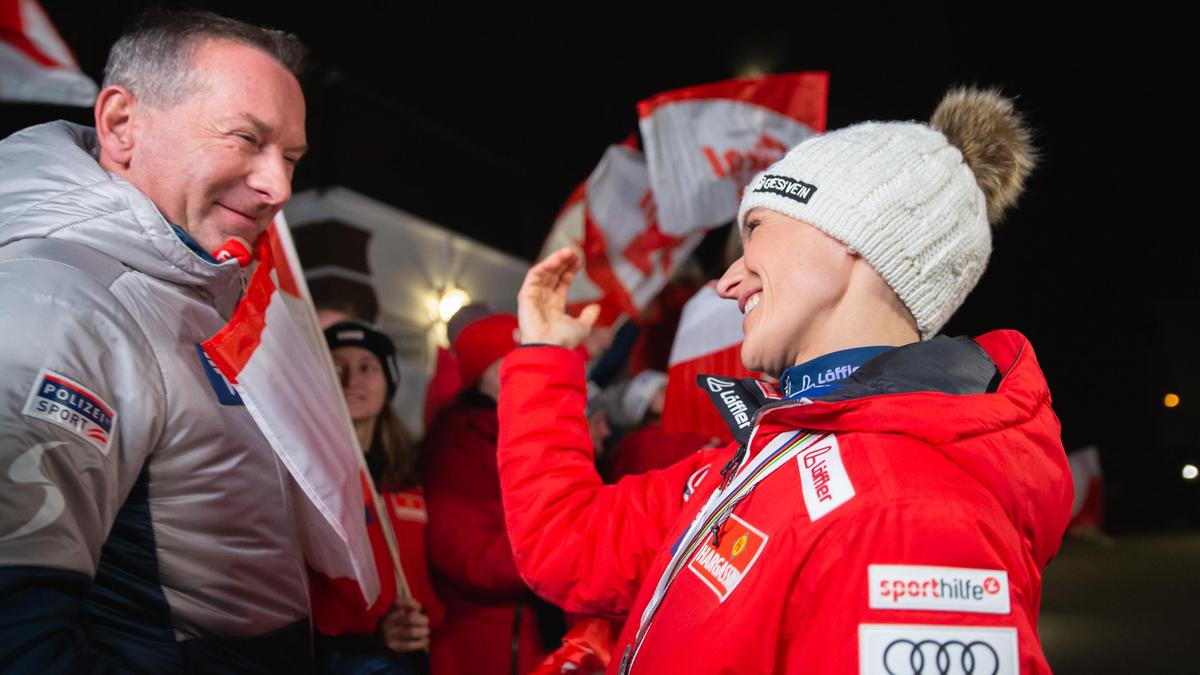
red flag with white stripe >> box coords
[201,217,400,633]
[1067,445,1104,531]
[541,143,704,327]
[661,283,760,443]
[0,0,97,105]
[638,72,828,236]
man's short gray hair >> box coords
[102,9,307,108]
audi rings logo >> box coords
[859,624,1016,675]
[881,639,1000,675]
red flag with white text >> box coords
[542,73,828,329]
[638,72,828,236]
[540,143,704,327]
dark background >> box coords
[6,1,1196,533]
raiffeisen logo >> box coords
[868,565,1010,615]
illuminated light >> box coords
[1164,393,1181,408]
[1183,465,1199,481]
[438,288,471,323]
[736,61,770,79]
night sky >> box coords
[11,1,1196,531]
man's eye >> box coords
[235,132,258,144]
[745,219,761,236]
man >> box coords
[0,10,313,672]
[497,89,1073,673]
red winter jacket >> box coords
[382,487,447,632]
[497,331,1073,675]
[423,395,553,675]
[310,481,446,644]
[602,423,717,483]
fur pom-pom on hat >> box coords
[931,87,1037,224]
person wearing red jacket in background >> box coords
[423,308,563,675]
[498,88,1073,674]
[596,370,720,483]
[317,320,446,674]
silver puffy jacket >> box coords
[0,121,311,672]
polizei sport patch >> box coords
[22,369,117,455]
[752,174,818,204]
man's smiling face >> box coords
[127,38,307,255]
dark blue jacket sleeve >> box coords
[0,566,120,673]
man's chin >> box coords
[212,206,271,247]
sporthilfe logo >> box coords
[868,566,1010,614]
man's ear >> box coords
[94,85,137,168]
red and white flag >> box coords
[202,217,397,633]
[0,0,97,106]
[660,283,760,443]
[1067,445,1104,531]
[543,74,828,329]
[638,72,828,236]
[541,142,704,327]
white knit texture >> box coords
[736,121,990,339]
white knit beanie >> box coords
[736,88,1036,339]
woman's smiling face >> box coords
[716,208,856,375]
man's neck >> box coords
[170,224,218,263]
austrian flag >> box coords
[0,0,98,106]
[201,220,390,631]
[542,72,828,330]
[638,72,828,236]
[541,143,705,327]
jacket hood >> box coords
[758,330,1073,568]
[0,121,242,312]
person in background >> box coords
[319,320,446,673]
[595,370,718,482]
[422,306,563,675]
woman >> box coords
[495,88,1072,674]
[320,320,445,673]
